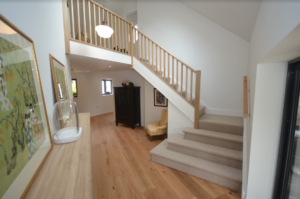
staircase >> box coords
[63,0,247,192]
[150,109,243,191]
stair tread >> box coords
[183,127,243,143]
[199,114,243,127]
[168,133,242,161]
[150,140,242,182]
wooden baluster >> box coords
[144,36,146,65]
[118,18,120,51]
[185,67,188,100]
[131,23,134,56]
[93,4,97,45]
[127,23,130,54]
[176,60,179,92]
[141,34,143,61]
[148,38,150,67]
[156,44,157,74]
[172,57,174,88]
[181,62,183,95]
[114,15,116,50]
[163,51,165,81]
[160,47,162,78]
[110,13,113,49]
[82,0,86,42]
[194,70,201,128]
[107,11,110,48]
[133,27,136,56]
[121,20,124,53]
[88,1,91,44]
[168,54,170,83]
[70,0,75,39]
[152,41,154,71]
[98,7,102,47]
[190,71,193,103]
[103,10,106,47]
[77,0,81,41]
[138,31,140,59]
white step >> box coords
[199,114,243,135]
[150,140,242,191]
[167,133,242,169]
[183,127,243,151]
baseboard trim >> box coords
[90,110,113,117]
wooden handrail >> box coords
[244,76,248,118]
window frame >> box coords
[102,79,113,96]
[72,78,78,97]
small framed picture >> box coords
[154,88,168,107]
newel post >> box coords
[194,70,201,128]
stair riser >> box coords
[184,133,243,151]
[198,122,243,136]
[152,155,242,191]
[167,144,242,169]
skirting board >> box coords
[90,110,113,117]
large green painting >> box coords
[0,36,46,197]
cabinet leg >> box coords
[150,136,153,142]
[116,122,118,126]
[164,134,167,139]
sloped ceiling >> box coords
[177,0,262,42]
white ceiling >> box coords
[177,0,262,42]
[69,55,131,73]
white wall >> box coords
[168,101,193,137]
[71,69,146,126]
[137,0,249,117]
[246,2,300,198]
[247,63,287,199]
[0,1,72,136]
[144,80,167,128]
[248,0,300,130]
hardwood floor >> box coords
[91,113,241,199]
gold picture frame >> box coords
[49,54,69,102]
[0,14,53,198]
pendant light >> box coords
[95,0,114,38]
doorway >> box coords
[274,57,300,199]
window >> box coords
[102,79,112,96]
[72,79,78,97]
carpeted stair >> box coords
[150,111,243,191]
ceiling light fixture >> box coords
[87,71,89,72]
[109,66,111,67]
[95,0,114,38]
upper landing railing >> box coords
[62,0,201,128]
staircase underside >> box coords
[150,112,243,191]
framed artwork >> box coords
[154,88,168,107]
[49,54,69,102]
[0,14,52,198]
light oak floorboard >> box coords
[91,113,241,199]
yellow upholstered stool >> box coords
[146,109,168,141]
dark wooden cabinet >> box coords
[114,87,141,129]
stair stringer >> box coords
[133,57,194,122]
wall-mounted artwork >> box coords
[49,54,69,102]
[154,88,168,107]
[0,14,52,198]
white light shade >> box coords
[95,24,114,38]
